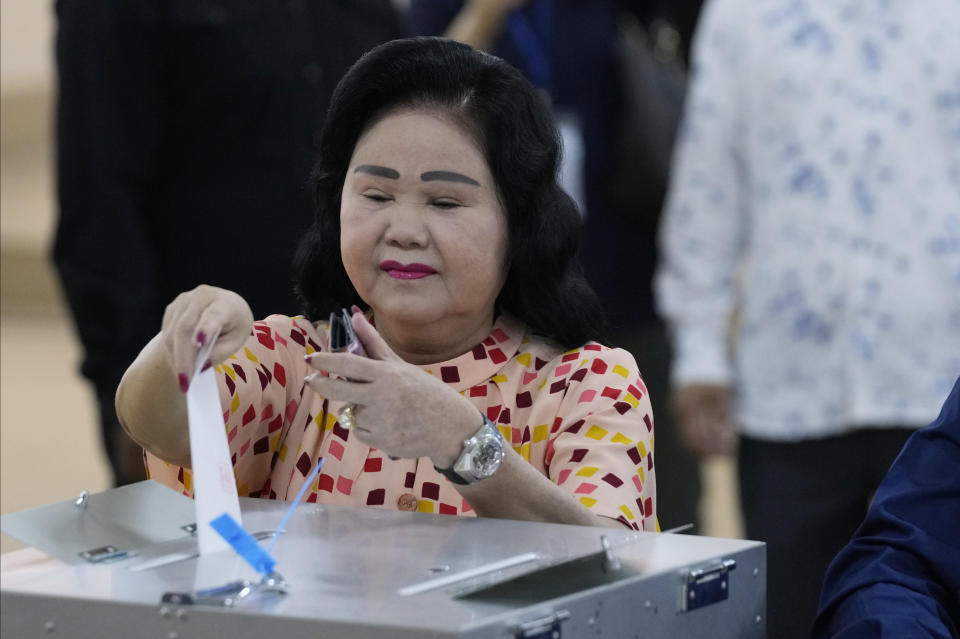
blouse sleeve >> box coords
[145,315,321,497]
[545,345,658,531]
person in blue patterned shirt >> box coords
[655,0,960,636]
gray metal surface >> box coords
[0,481,196,564]
[2,483,766,638]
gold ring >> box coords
[338,403,357,430]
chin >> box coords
[373,298,446,326]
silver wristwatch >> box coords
[434,415,505,485]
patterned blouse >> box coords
[146,313,658,531]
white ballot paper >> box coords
[185,333,242,555]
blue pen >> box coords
[209,458,324,574]
[266,458,324,554]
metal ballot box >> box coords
[1,481,765,638]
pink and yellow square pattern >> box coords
[146,313,657,531]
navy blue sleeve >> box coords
[813,377,960,638]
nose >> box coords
[383,204,429,249]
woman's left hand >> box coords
[304,312,480,467]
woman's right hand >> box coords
[117,285,253,467]
[161,285,254,393]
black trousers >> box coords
[739,427,913,639]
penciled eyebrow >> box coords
[420,170,480,186]
[353,165,400,179]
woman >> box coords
[117,37,657,531]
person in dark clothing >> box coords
[406,0,704,531]
[54,0,401,485]
[814,376,960,638]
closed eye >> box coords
[363,193,392,203]
[431,199,461,210]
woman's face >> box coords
[340,107,509,332]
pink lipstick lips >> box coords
[380,260,437,280]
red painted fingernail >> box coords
[201,359,212,372]
[178,373,190,393]
[196,331,207,347]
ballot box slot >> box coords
[457,536,639,605]
[398,552,543,596]
[126,530,277,572]
[456,551,640,605]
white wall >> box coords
[0,0,54,93]
[0,0,110,555]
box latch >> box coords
[515,610,570,638]
[680,558,736,612]
[78,545,131,564]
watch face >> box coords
[473,435,505,479]
[454,422,504,482]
